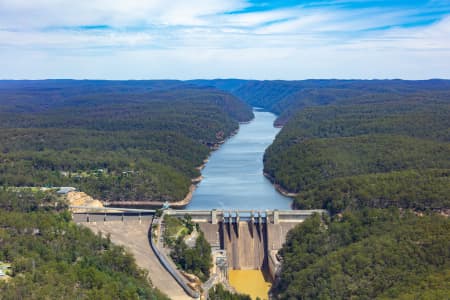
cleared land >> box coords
[81,220,191,300]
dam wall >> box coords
[73,207,327,298]
[166,209,327,271]
[76,208,327,274]
[220,221,268,270]
[265,222,298,280]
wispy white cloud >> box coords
[0,0,449,79]
[0,0,247,28]
[340,15,450,51]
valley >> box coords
[0,79,449,299]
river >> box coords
[187,109,291,210]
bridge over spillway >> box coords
[72,207,327,299]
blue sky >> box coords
[0,0,449,79]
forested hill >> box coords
[0,189,169,299]
[0,80,253,202]
[264,89,450,213]
[273,209,450,299]
[190,79,450,213]
[189,79,450,125]
[251,80,450,299]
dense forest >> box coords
[2,79,450,299]
[0,80,254,299]
[0,80,253,299]
[295,169,450,214]
[0,189,167,299]
[190,79,450,125]
[0,80,253,202]
[192,79,450,299]
[261,83,450,213]
[272,209,449,299]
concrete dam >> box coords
[221,220,267,270]
[166,209,326,279]
[73,207,327,298]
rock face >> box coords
[67,191,103,212]
[181,271,202,292]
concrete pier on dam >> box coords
[72,207,327,298]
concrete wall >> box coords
[265,222,299,280]
[74,208,326,297]
[198,223,221,249]
[173,209,326,274]
[220,221,268,270]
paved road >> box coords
[80,219,191,300]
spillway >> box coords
[220,221,268,270]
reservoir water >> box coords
[187,109,291,210]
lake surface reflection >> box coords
[187,110,291,210]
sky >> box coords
[1,0,450,79]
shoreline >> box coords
[104,125,243,209]
[263,172,298,198]
[101,116,294,210]
[102,112,299,210]
[105,184,197,209]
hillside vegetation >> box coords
[2,79,449,299]
[0,189,168,299]
[0,80,254,299]
[273,209,450,299]
[243,80,450,299]
[0,81,253,202]
[164,214,213,282]
[263,89,450,212]
[190,79,450,125]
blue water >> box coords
[187,110,292,210]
